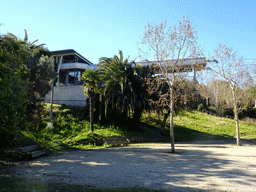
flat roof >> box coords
[136,57,207,72]
[51,49,93,65]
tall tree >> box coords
[1,30,54,131]
[208,43,253,145]
[138,16,203,153]
[0,34,29,146]
[81,69,100,132]
[98,50,148,129]
[22,31,54,128]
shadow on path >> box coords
[9,143,256,191]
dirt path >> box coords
[12,142,256,191]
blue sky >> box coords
[1,0,255,64]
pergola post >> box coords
[56,55,63,87]
[192,67,197,83]
[65,71,69,86]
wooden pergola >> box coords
[136,57,208,82]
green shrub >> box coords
[197,103,206,111]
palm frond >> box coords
[24,29,28,42]
[7,32,17,39]
[30,39,39,45]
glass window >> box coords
[68,71,83,85]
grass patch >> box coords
[21,104,255,150]
[17,103,135,151]
[141,109,256,142]
[176,110,256,139]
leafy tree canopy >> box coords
[0,30,54,146]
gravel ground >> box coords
[12,142,256,191]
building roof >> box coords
[51,49,93,65]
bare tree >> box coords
[197,68,216,108]
[197,83,211,107]
[138,16,203,153]
[249,61,256,107]
[207,43,253,145]
[197,68,234,115]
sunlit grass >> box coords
[16,103,135,151]
[141,109,256,141]
[8,104,256,153]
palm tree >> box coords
[7,29,45,48]
[98,51,129,125]
[98,50,148,128]
[81,69,100,132]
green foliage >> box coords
[81,69,101,95]
[42,104,256,149]
[249,85,256,100]
[17,104,134,151]
[5,103,256,153]
[24,46,54,130]
[0,33,29,146]
[0,30,54,147]
[197,102,206,111]
[81,69,101,132]
[135,65,155,80]
[97,50,148,129]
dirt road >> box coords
[13,142,256,191]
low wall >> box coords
[44,85,87,106]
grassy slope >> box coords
[141,110,256,142]
[175,110,256,140]
[6,104,256,153]
[2,105,254,166]
[19,103,136,151]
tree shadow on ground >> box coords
[139,121,235,143]
[174,125,234,142]
[7,144,256,191]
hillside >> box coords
[1,104,256,166]
[12,104,256,149]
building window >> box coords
[68,71,83,85]
[58,70,84,86]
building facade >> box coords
[44,49,97,106]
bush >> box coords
[197,103,206,111]
[0,35,29,147]
[1,32,55,135]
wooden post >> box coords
[49,82,54,123]
[48,59,55,129]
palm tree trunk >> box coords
[133,106,142,127]
[99,96,106,123]
[90,90,95,133]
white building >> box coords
[44,49,97,106]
